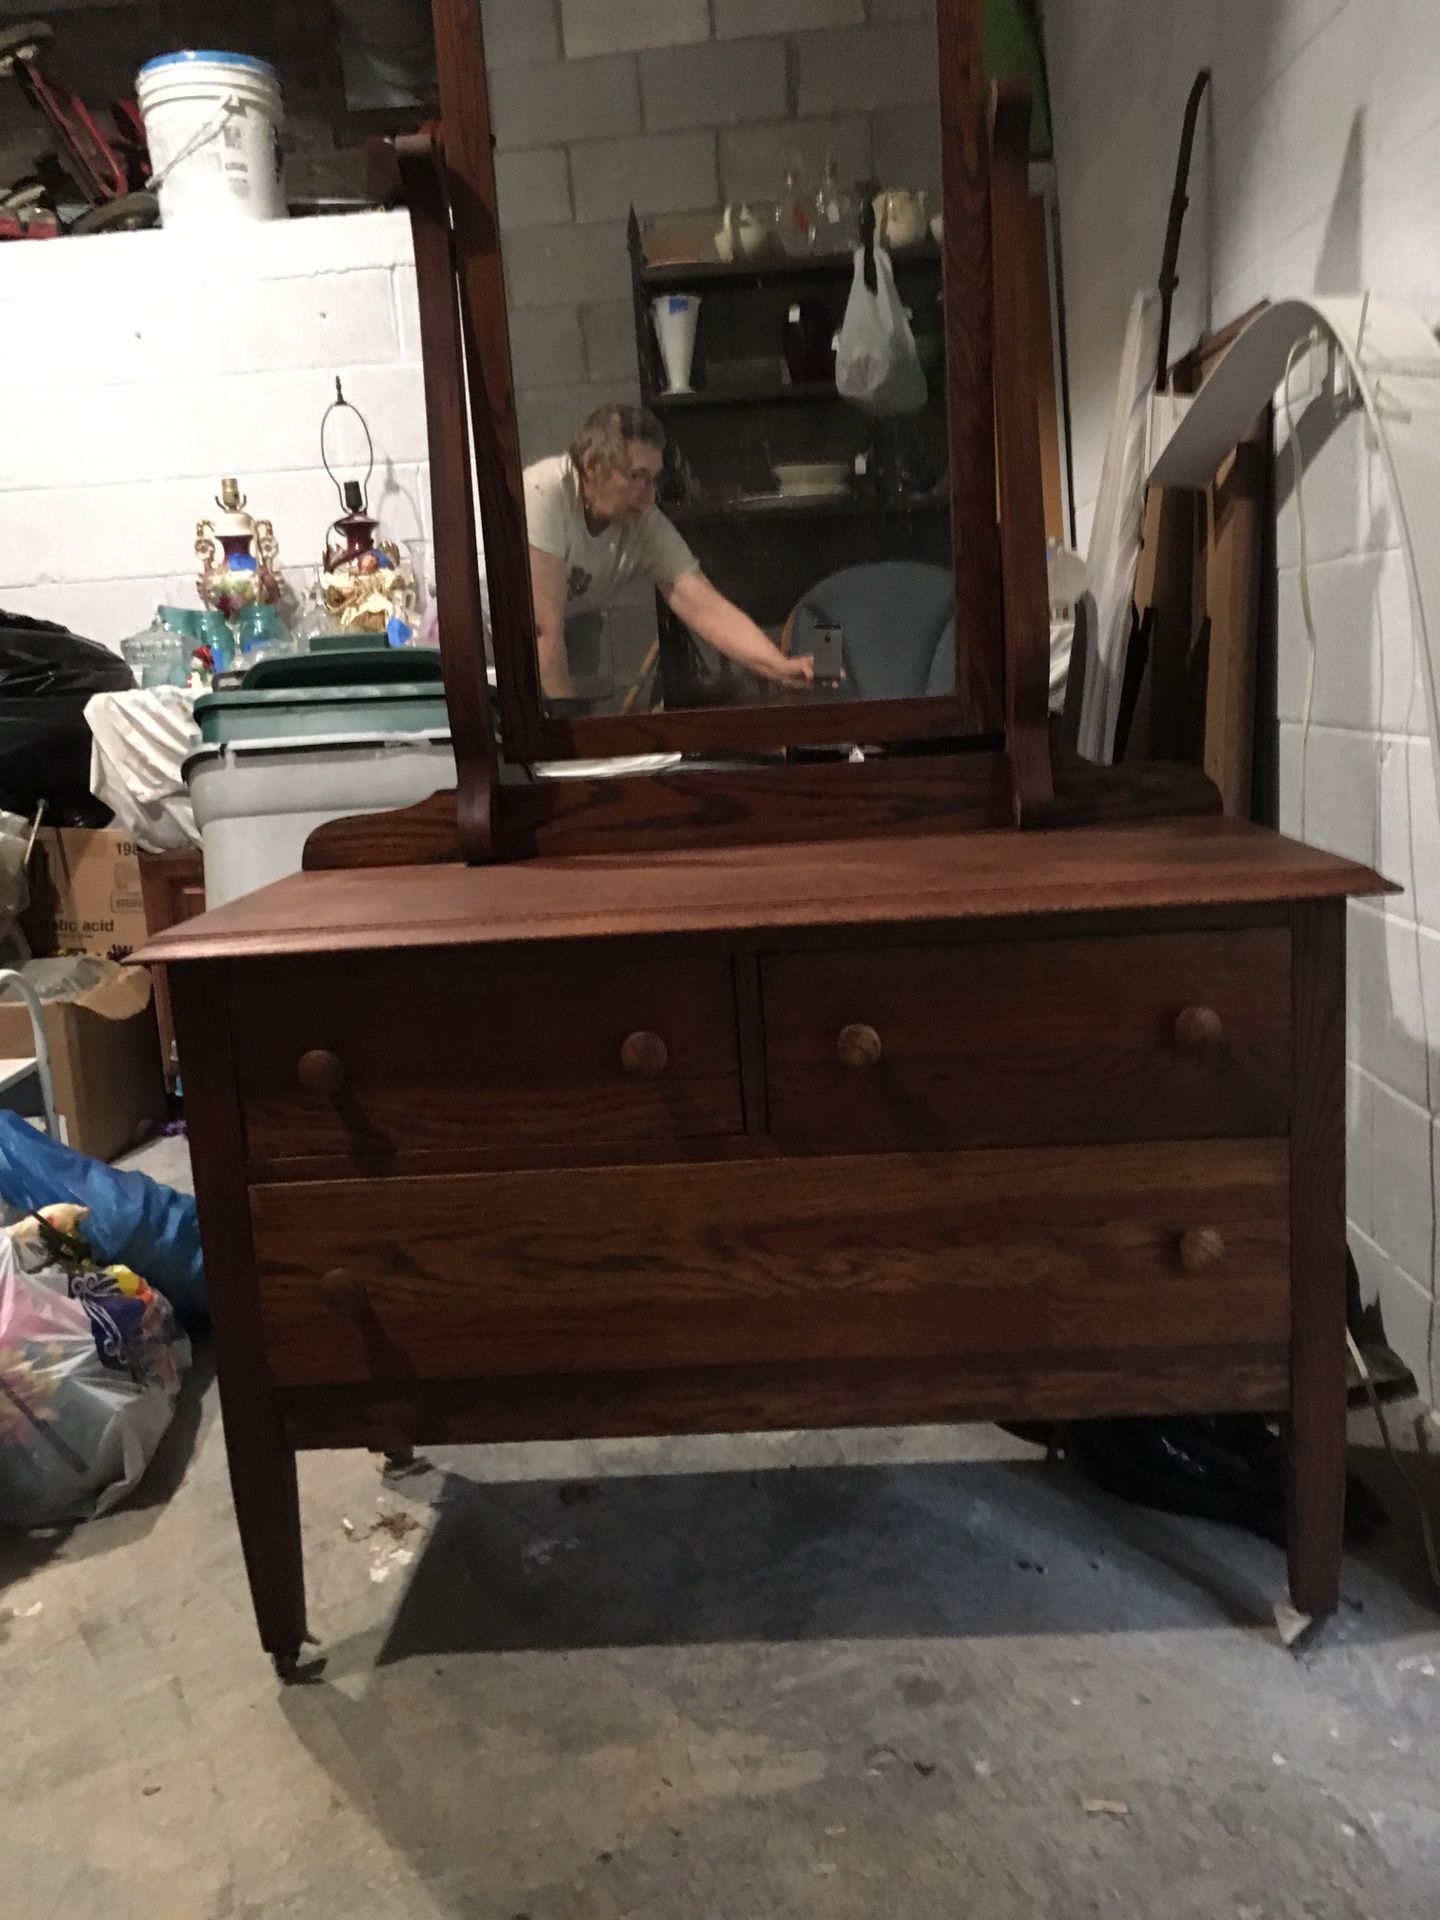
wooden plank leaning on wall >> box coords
[1129,305,1272,818]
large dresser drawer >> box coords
[250,1139,1290,1389]
[764,929,1289,1150]
[230,948,744,1161]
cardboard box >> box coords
[0,960,167,1161]
[21,828,150,961]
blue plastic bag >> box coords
[0,1113,206,1331]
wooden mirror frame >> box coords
[307,2,1220,870]
[428,0,1016,771]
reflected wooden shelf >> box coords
[668,493,950,526]
[653,381,838,411]
[641,241,941,293]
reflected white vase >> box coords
[653,292,701,395]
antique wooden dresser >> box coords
[139,0,1386,1675]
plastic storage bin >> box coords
[184,731,456,909]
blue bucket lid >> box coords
[138,50,280,86]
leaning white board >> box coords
[1087,295,1440,799]
[1077,290,1161,764]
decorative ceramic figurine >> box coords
[195,477,282,617]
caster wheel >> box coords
[273,1648,327,1684]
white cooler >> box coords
[184,731,457,909]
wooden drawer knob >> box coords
[297,1048,346,1098]
[1178,1228,1226,1273]
[1173,1005,1223,1050]
[319,1266,363,1305]
[837,1022,883,1069]
[620,1030,668,1079]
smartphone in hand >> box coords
[797,624,845,685]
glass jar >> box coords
[120,615,188,689]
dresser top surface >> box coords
[138,817,1389,964]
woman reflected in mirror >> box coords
[525,403,815,704]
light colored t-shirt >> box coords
[523,454,699,614]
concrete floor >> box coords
[3,1143,1439,1919]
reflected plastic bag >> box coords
[0,1229,190,1526]
[835,245,928,417]
[0,1112,206,1332]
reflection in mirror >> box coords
[490,1,948,720]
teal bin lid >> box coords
[196,683,445,714]
[240,649,444,691]
[194,681,450,746]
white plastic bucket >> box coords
[136,50,286,228]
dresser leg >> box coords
[1286,899,1347,1622]
[223,1401,309,1669]
[167,965,312,1675]
[1286,1370,1345,1620]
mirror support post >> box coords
[988,80,1056,824]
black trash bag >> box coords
[0,612,132,823]
[1059,1412,1388,1548]
[1012,1247,1392,1550]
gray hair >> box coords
[569,401,665,475]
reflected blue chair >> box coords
[782,561,956,700]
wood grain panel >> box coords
[298,750,1224,871]
[142,817,1391,967]
[302,755,1001,873]
[989,80,1053,820]
[231,949,743,1161]
[1287,898,1348,1617]
[168,965,309,1662]
[1204,429,1269,816]
[522,690,991,764]
[251,1140,1291,1389]
[765,929,1290,1149]
[394,132,501,859]
[280,1348,1292,1453]
[937,0,1003,732]
[427,0,548,766]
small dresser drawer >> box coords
[250,1139,1290,1389]
[764,929,1289,1150]
[231,947,744,1162]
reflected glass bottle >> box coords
[779,151,812,256]
[812,157,859,253]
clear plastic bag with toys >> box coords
[0,1210,190,1527]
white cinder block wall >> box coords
[0,0,941,654]
[487,0,943,466]
[1045,0,1440,1400]
[0,212,431,649]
